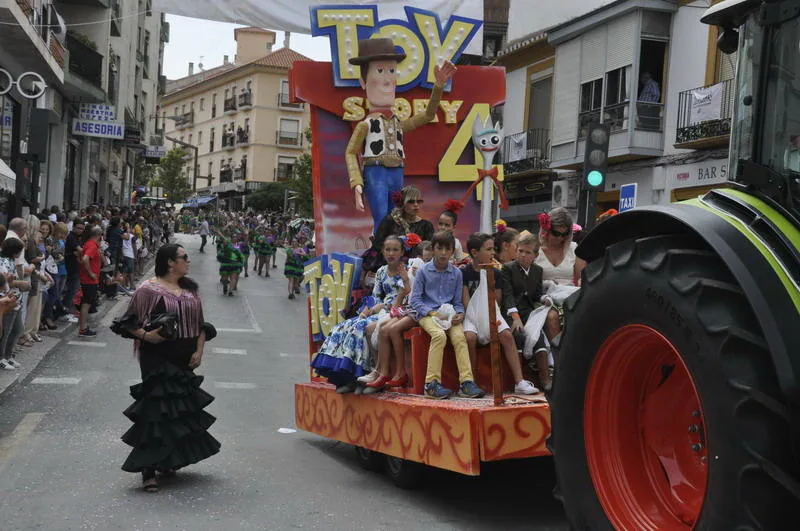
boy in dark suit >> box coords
[501,231,552,391]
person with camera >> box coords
[119,244,220,493]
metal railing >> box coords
[276,130,302,146]
[221,133,235,149]
[675,78,735,144]
[278,93,303,109]
[635,102,664,132]
[238,91,252,107]
[219,167,233,183]
[577,109,601,139]
[65,33,104,88]
[234,166,246,181]
[236,128,250,144]
[603,101,629,133]
[175,110,194,128]
[223,97,237,113]
[501,129,550,174]
[275,167,293,181]
[49,32,66,68]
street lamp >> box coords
[165,134,199,191]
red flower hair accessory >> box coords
[444,199,464,213]
[405,233,422,247]
[538,213,552,231]
[391,191,404,208]
[495,219,507,233]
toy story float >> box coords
[292,5,550,484]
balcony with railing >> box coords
[175,111,194,129]
[278,93,303,109]
[236,128,250,145]
[48,32,65,68]
[219,165,233,183]
[552,99,665,169]
[223,97,237,114]
[238,91,253,109]
[276,130,302,147]
[675,78,734,149]
[234,165,246,181]
[65,33,104,88]
[275,166,293,181]
[221,132,236,150]
[501,129,550,175]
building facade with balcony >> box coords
[160,27,310,210]
[541,0,733,216]
[2,0,166,212]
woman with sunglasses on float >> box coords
[362,185,434,274]
[120,244,220,493]
[535,207,587,345]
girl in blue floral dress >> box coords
[311,236,409,392]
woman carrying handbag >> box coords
[118,244,220,492]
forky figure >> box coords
[457,113,508,233]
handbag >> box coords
[202,322,217,341]
[110,313,140,339]
[44,255,58,275]
[145,312,179,340]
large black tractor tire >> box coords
[354,446,384,472]
[384,455,424,489]
[550,234,800,530]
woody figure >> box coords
[346,38,456,231]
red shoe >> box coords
[386,374,408,387]
[365,374,390,389]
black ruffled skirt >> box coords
[121,337,221,473]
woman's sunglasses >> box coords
[176,254,190,261]
[406,199,424,205]
[550,228,571,238]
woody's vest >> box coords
[361,115,405,168]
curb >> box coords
[0,257,159,400]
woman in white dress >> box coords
[535,207,587,344]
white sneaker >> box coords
[7,359,21,369]
[0,359,16,370]
[67,315,79,323]
[357,371,379,384]
[514,380,539,395]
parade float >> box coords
[289,5,552,485]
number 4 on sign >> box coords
[438,103,504,200]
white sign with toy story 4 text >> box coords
[619,183,637,212]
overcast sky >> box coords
[163,15,332,80]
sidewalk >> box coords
[0,254,159,399]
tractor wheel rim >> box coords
[584,324,708,530]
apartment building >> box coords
[0,0,165,216]
[497,0,735,224]
[160,28,311,211]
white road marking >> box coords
[212,348,247,355]
[213,381,257,389]
[0,412,46,469]
[66,341,107,348]
[215,328,259,333]
[31,377,81,384]
[242,295,263,333]
[277,428,297,434]
[280,352,306,358]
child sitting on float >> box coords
[438,200,467,263]
[358,233,422,393]
[311,235,409,393]
[461,232,539,395]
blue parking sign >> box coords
[619,183,637,212]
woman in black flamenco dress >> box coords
[121,244,220,492]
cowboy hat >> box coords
[348,38,406,65]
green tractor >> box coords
[550,0,800,529]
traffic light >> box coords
[584,122,610,189]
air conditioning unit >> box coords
[551,180,570,209]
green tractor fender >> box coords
[576,188,800,407]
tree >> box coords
[246,181,289,212]
[288,151,312,217]
[133,157,158,187]
[152,147,192,205]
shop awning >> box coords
[185,196,216,208]
[0,159,16,194]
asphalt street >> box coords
[0,233,568,531]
